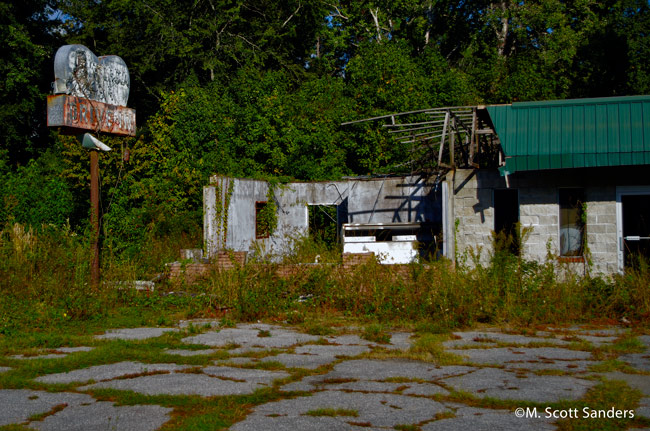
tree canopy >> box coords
[1,0,649,250]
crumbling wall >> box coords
[204,176,441,260]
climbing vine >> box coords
[257,183,279,238]
[213,179,235,246]
[580,202,592,270]
[223,179,234,244]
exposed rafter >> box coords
[342,106,500,178]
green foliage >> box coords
[0,152,75,226]
[361,324,391,344]
[0,0,61,166]
[1,0,649,318]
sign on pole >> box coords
[47,44,136,287]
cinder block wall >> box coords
[585,187,618,274]
[449,169,619,275]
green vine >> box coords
[257,181,278,237]
[257,183,278,237]
[223,179,234,244]
[213,179,234,247]
[580,201,592,270]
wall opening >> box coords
[308,205,339,247]
[494,188,520,255]
[255,201,270,239]
[559,188,585,257]
[622,194,650,268]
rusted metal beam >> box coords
[438,112,450,166]
[90,150,100,288]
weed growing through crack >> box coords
[362,324,391,344]
[304,408,359,417]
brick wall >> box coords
[168,252,421,285]
[168,251,247,284]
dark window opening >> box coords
[494,189,520,255]
[308,205,339,247]
[559,188,585,257]
[622,194,650,269]
[255,201,270,239]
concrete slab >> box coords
[638,397,650,418]
[53,347,95,353]
[163,348,219,357]
[79,372,278,397]
[323,359,476,381]
[602,372,650,396]
[448,347,593,371]
[570,335,619,345]
[638,335,650,349]
[0,389,93,426]
[445,331,568,348]
[442,368,595,402]
[182,326,320,349]
[216,357,259,366]
[260,353,337,369]
[31,400,172,431]
[567,327,630,337]
[230,390,450,430]
[10,347,94,360]
[35,361,190,384]
[317,380,404,393]
[95,327,179,340]
[386,332,413,350]
[618,353,650,372]
[421,406,556,430]
[326,334,377,346]
[11,353,67,360]
[295,344,370,357]
[202,366,289,385]
[401,383,450,396]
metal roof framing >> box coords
[342,106,499,178]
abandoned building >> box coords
[203,95,650,275]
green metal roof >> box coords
[486,95,650,176]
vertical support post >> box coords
[90,150,100,288]
[449,116,456,167]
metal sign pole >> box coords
[90,150,100,287]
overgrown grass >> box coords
[2,224,650,342]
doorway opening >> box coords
[308,205,340,248]
[621,193,650,269]
[494,189,520,255]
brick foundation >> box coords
[168,252,421,285]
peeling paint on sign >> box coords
[47,95,136,136]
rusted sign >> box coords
[47,94,136,136]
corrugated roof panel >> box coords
[488,95,650,175]
[572,106,585,167]
[641,100,650,152]
[630,103,644,152]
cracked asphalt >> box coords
[1,323,649,430]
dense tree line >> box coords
[1,0,649,253]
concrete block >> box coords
[520,216,539,226]
[597,214,617,224]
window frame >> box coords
[558,188,585,258]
